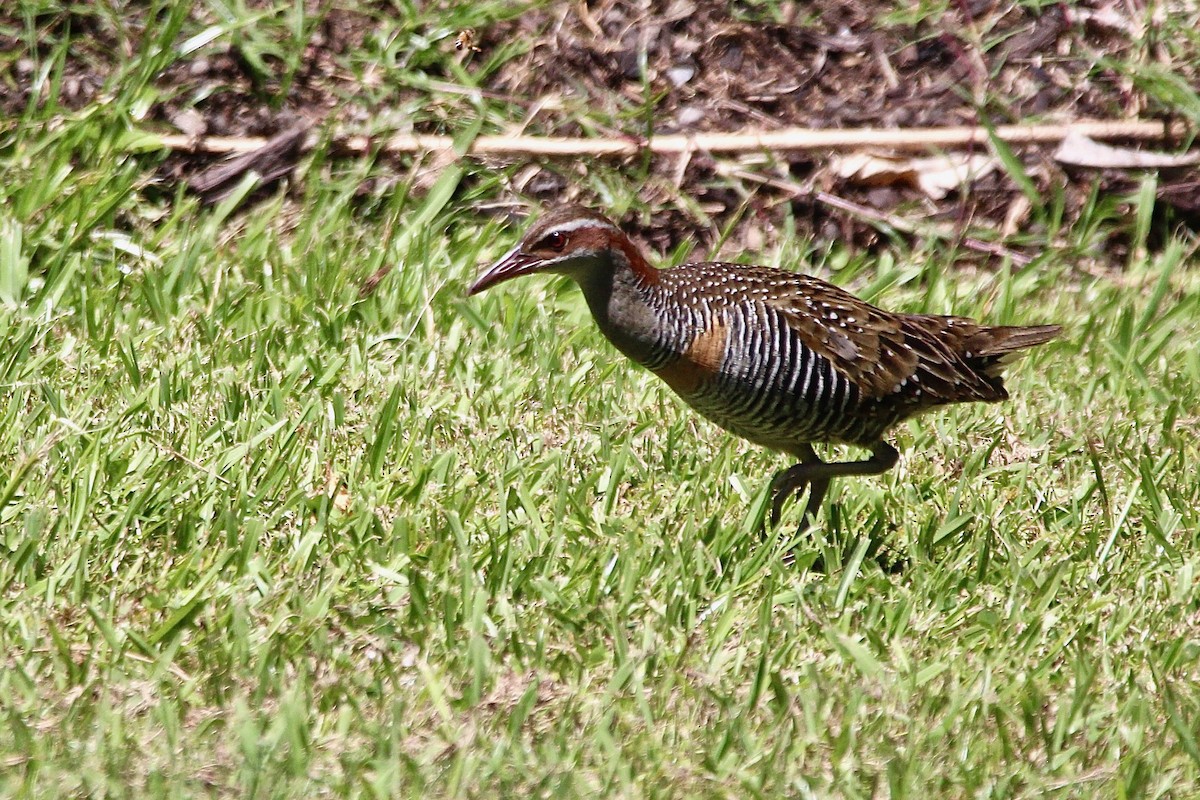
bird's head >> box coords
[468,206,649,295]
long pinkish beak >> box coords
[467,245,538,296]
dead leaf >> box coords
[171,108,206,139]
[317,461,353,513]
[333,485,352,514]
[1001,194,1032,237]
[1054,130,1200,169]
[1065,5,1143,37]
[832,152,998,199]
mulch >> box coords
[2,1,1196,267]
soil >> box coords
[2,1,1195,266]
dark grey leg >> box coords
[768,441,900,530]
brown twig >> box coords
[152,119,1190,158]
[725,166,1035,266]
[186,122,310,202]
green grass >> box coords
[3,2,1200,798]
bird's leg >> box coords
[768,441,900,530]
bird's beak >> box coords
[467,244,538,296]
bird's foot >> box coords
[767,465,829,529]
[767,471,804,528]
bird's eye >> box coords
[543,231,567,252]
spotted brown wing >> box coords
[762,275,919,399]
[765,275,1010,404]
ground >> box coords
[1,1,1200,798]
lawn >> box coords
[2,1,1200,798]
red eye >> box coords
[544,231,566,251]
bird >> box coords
[468,205,1061,542]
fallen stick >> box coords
[724,166,1034,265]
[186,123,310,201]
[150,118,1190,158]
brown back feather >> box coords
[766,277,917,398]
[663,262,1060,405]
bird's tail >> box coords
[963,324,1063,378]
